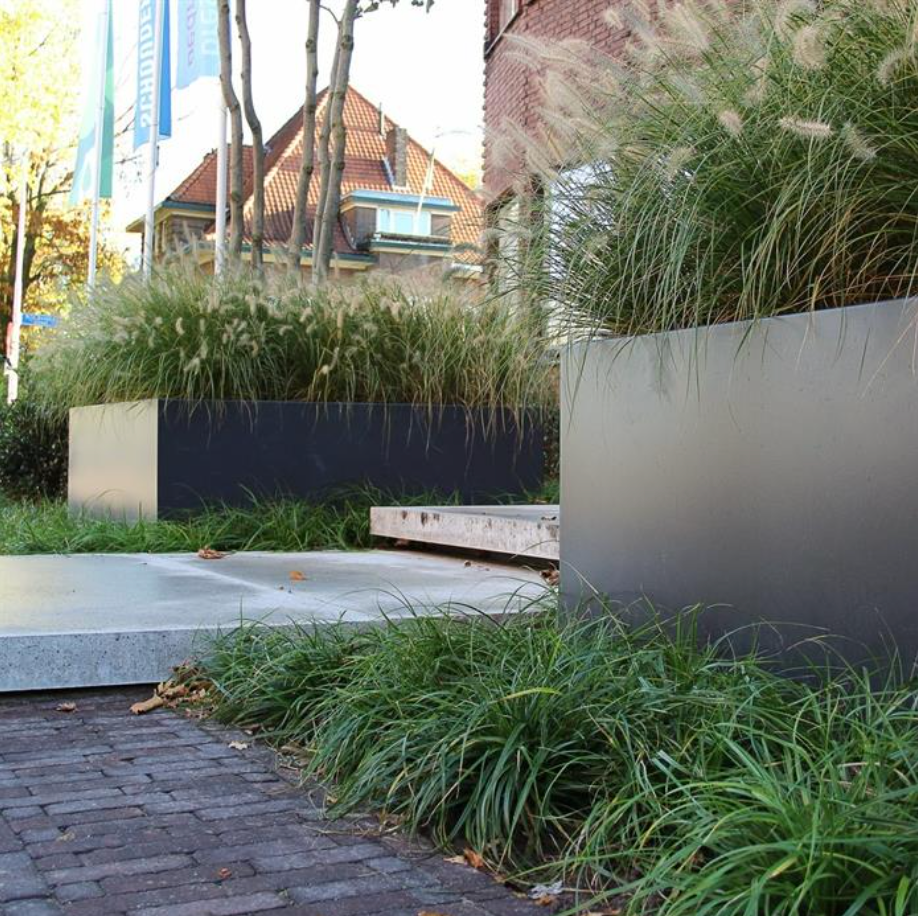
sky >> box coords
[78,0,486,253]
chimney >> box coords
[386,126,409,188]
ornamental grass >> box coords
[201,599,918,914]
[30,266,553,419]
[502,0,918,336]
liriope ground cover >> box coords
[199,598,918,915]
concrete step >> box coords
[370,505,560,561]
[0,551,545,692]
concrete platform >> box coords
[370,505,560,561]
[0,550,545,692]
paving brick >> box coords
[53,880,103,902]
[100,862,255,896]
[0,690,541,916]
[0,898,63,915]
[0,851,49,903]
[286,873,404,905]
[251,842,383,873]
[134,889,289,915]
[44,852,194,885]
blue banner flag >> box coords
[134,0,172,149]
[71,0,115,205]
[177,0,220,89]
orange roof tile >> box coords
[162,86,483,263]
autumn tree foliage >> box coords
[0,0,121,344]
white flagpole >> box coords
[214,94,228,275]
[142,0,165,280]
[87,0,111,291]
[6,158,28,405]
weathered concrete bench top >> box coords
[0,551,544,692]
[370,505,560,560]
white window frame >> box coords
[376,208,433,237]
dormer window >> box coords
[377,208,432,237]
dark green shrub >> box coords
[0,397,68,500]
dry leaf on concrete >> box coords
[217,867,233,879]
[228,741,249,751]
[197,546,226,560]
[443,854,467,866]
[55,702,76,713]
[130,694,165,715]
[288,570,307,581]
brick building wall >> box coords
[483,0,625,201]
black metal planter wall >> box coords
[560,298,918,667]
[69,400,543,519]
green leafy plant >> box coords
[0,488,432,555]
[199,599,918,914]
[29,266,554,420]
[0,396,68,500]
[506,0,918,335]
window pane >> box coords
[377,209,392,232]
[393,211,415,235]
[417,212,432,236]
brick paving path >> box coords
[0,689,547,916]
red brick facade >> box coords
[483,0,624,201]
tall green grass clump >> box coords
[29,267,554,419]
[506,0,918,335]
[200,601,918,913]
[0,489,387,555]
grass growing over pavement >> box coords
[199,598,918,914]
[0,481,559,555]
[0,490,418,555]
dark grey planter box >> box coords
[68,400,543,520]
[561,298,918,666]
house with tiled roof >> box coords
[128,87,484,279]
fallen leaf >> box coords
[197,546,226,560]
[288,570,307,582]
[463,847,485,870]
[159,684,188,701]
[130,695,165,716]
[56,831,75,843]
[535,897,555,907]
[540,568,560,587]
[228,740,249,751]
[55,702,76,713]
[216,867,233,880]
[443,854,466,865]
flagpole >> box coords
[214,95,228,275]
[142,0,165,280]
[6,158,28,405]
[87,0,111,291]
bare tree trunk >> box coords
[313,0,358,287]
[287,0,321,271]
[311,38,341,283]
[235,0,264,271]
[218,0,244,262]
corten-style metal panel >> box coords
[561,298,918,665]
[68,400,159,522]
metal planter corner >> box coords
[561,298,918,665]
